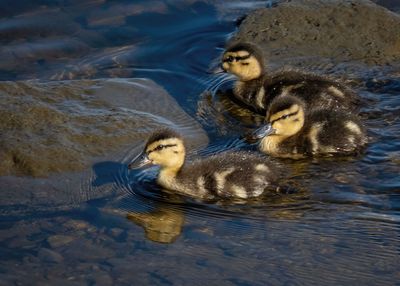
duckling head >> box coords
[128,129,186,172]
[254,96,305,142]
[221,43,265,81]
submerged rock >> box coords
[0,78,208,177]
[229,0,400,67]
[37,248,64,263]
[47,235,76,248]
[0,78,208,212]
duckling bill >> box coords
[252,95,367,158]
[221,42,360,114]
[129,129,280,200]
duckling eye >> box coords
[281,114,290,120]
[151,143,178,153]
[225,56,234,63]
[155,144,165,151]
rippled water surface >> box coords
[1,1,400,285]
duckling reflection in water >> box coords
[251,95,367,158]
[128,129,280,200]
[220,42,359,114]
[125,188,310,244]
[127,202,184,244]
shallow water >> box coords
[1,1,400,285]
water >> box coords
[1,1,400,285]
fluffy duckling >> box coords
[252,95,367,158]
[128,129,279,200]
[221,42,359,114]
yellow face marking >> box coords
[222,61,230,71]
[270,105,305,137]
[223,51,251,60]
[222,51,262,81]
[146,138,185,170]
[236,50,251,58]
[269,104,300,122]
[260,101,304,154]
[146,138,180,154]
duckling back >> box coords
[265,71,360,112]
[303,109,367,155]
[235,70,360,114]
[172,151,279,200]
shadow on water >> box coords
[91,161,126,188]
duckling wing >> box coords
[180,152,278,199]
[305,111,367,155]
[266,71,360,112]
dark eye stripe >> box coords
[271,110,299,124]
[148,143,177,154]
[237,54,250,60]
[223,54,251,63]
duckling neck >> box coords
[234,77,266,113]
[157,167,181,190]
[259,135,286,155]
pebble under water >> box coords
[1,1,400,285]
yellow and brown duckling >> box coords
[221,42,359,114]
[128,129,279,200]
[251,95,367,158]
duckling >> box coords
[128,129,279,200]
[221,42,359,114]
[252,95,367,158]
